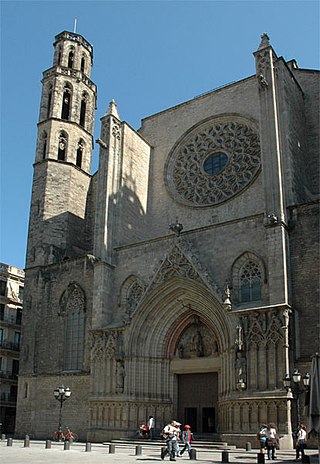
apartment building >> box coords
[0,263,24,435]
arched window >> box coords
[61,83,72,120]
[76,140,84,168]
[62,283,86,371]
[79,93,87,128]
[57,47,62,65]
[41,131,47,159]
[240,260,262,303]
[47,85,52,119]
[58,132,67,161]
[68,49,74,68]
[81,55,86,73]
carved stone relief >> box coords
[91,330,124,361]
[165,118,261,206]
[59,282,85,316]
[151,245,204,288]
[175,321,219,359]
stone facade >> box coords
[15,31,319,448]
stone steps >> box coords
[108,438,237,450]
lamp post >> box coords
[283,369,310,431]
[53,385,72,441]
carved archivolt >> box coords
[165,116,261,207]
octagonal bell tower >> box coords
[26,31,97,267]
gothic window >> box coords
[127,281,144,313]
[57,47,62,65]
[47,86,52,119]
[240,260,262,303]
[232,252,266,306]
[120,276,145,321]
[81,55,86,73]
[64,309,85,370]
[79,92,87,128]
[61,83,72,120]
[62,284,86,371]
[76,139,84,168]
[41,131,47,159]
[58,132,67,161]
[68,48,74,68]
[165,117,261,207]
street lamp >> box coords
[283,369,310,431]
[53,385,72,441]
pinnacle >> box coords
[104,99,120,119]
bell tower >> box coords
[26,31,97,267]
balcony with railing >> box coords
[0,339,20,352]
[0,370,18,381]
[0,391,17,404]
[0,314,22,326]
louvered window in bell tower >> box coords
[61,84,72,120]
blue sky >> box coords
[0,0,319,270]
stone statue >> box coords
[191,330,204,357]
[116,361,125,392]
[236,351,247,387]
[235,324,244,351]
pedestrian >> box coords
[139,424,149,439]
[257,423,268,454]
[161,420,180,461]
[266,422,278,460]
[295,423,307,460]
[180,424,193,456]
[147,415,155,440]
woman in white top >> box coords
[266,423,278,460]
[295,423,307,460]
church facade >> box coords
[15,31,319,447]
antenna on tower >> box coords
[73,17,77,34]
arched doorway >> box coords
[126,276,232,434]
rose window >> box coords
[165,117,261,206]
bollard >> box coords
[85,442,91,452]
[24,435,30,447]
[1,434,6,440]
[246,442,251,451]
[45,440,51,449]
[257,452,265,464]
[64,440,70,450]
[136,444,142,455]
[222,450,229,463]
[7,438,13,446]
[189,448,197,460]
[109,444,115,453]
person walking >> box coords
[257,423,268,454]
[180,424,193,456]
[161,420,180,461]
[295,423,307,460]
[147,415,155,440]
[266,422,278,460]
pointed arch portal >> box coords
[126,276,232,433]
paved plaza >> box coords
[0,440,319,464]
